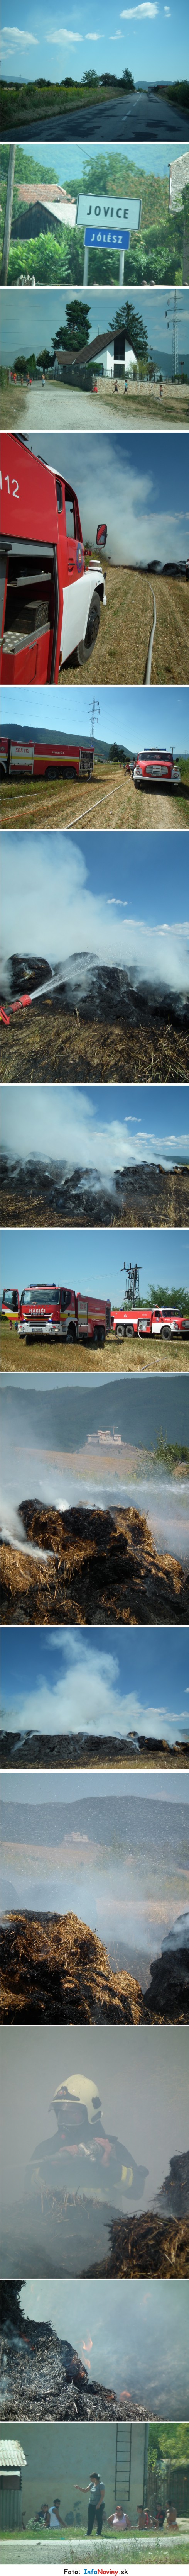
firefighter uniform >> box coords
[25,2073,148,2204]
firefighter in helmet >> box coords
[25,2072,148,2205]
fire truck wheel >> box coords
[125,1324,135,1335]
[115,1324,125,1338]
[100,1327,106,1345]
[93,1326,100,1345]
[160,1326,172,1338]
[77,594,101,663]
[66,1325,77,1342]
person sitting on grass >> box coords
[44,2500,63,2530]
[108,2504,131,2528]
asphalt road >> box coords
[2,88,189,142]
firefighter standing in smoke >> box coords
[26,2073,148,2205]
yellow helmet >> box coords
[52,2075,102,2126]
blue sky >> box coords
[1,825,189,930]
[1,1221,189,1304]
[1,139,188,182]
[2,423,189,567]
[0,0,189,85]
[2,1081,189,1172]
[2,682,188,752]
[2,287,189,367]
[1,827,189,990]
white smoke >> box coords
[2,1083,189,1175]
[1,834,189,996]
[2,1632,187,1746]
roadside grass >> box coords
[92,379,189,424]
[0,379,28,428]
[1,1002,189,1087]
[1,1322,189,1374]
[59,567,189,689]
[0,78,121,131]
[1,759,189,835]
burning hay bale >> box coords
[0,1909,148,2026]
[1,1727,189,1770]
[85,2211,189,2278]
[157,2151,189,2218]
[0,2287,149,2424]
[143,1931,189,2021]
[1,1499,188,1628]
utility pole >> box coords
[89,695,100,746]
[1,145,16,283]
[171,289,178,378]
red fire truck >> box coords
[0,435,106,684]
[2,1283,111,1347]
[0,732,95,781]
[130,747,181,790]
[111,1304,189,1338]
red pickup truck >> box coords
[0,434,106,684]
[130,748,181,790]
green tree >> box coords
[155,1430,189,1467]
[60,299,91,346]
[13,350,37,374]
[148,1284,189,1317]
[148,2426,189,2464]
[122,65,135,86]
[82,66,99,84]
[110,298,149,364]
[108,740,127,764]
[38,345,51,367]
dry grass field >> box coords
[89,378,189,428]
[2,1160,189,1228]
[2,995,189,1088]
[59,567,189,688]
[1,756,189,834]
[1,1322,189,1376]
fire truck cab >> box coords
[131,748,181,790]
[0,436,106,685]
[14,1282,111,1347]
[111,1305,189,1339]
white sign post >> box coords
[76,193,142,284]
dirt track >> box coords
[1,758,189,834]
[1,1499,189,1628]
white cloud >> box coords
[2,19,38,36]
[50,24,82,37]
[120,5,158,15]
